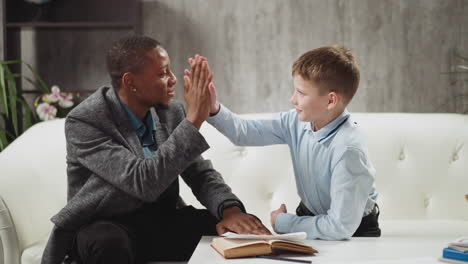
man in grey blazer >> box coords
[41,35,270,264]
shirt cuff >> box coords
[209,104,222,117]
[207,104,228,125]
[274,213,296,234]
[217,199,246,219]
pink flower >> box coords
[36,102,57,121]
[42,85,61,103]
[59,93,74,108]
[34,85,76,121]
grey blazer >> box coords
[41,87,243,264]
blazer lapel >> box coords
[106,88,145,158]
[151,107,169,148]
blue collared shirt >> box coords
[121,103,156,157]
[208,105,378,240]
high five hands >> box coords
[183,55,215,129]
[183,55,271,236]
[183,55,220,130]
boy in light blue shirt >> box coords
[186,46,380,240]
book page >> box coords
[213,237,268,250]
[269,239,318,254]
[211,237,272,259]
[450,237,468,248]
[221,231,307,241]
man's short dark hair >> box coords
[106,35,161,90]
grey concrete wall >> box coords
[19,28,133,110]
[143,0,468,114]
[32,29,133,92]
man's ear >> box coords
[327,92,339,110]
[122,72,134,91]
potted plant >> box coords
[0,60,77,152]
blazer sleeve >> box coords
[65,115,209,203]
[180,156,245,219]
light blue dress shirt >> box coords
[208,105,378,240]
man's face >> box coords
[133,47,177,106]
[290,74,329,122]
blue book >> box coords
[443,247,468,262]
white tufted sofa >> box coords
[0,112,467,264]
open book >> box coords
[211,232,318,259]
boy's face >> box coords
[290,74,330,122]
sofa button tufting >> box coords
[235,147,247,156]
[399,152,405,161]
[424,197,431,208]
[453,154,459,161]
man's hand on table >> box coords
[216,206,272,235]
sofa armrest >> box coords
[0,195,20,264]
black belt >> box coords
[295,201,381,237]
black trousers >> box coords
[71,206,218,264]
[296,202,381,237]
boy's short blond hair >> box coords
[292,45,360,105]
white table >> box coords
[188,235,457,264]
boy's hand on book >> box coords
[216,207,272,235]
[271,204,287,230]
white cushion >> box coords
[0,119,67,255]
[0,196,20,264]
[20,238,47,264]
[380,220,468,237]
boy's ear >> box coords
[327,92,339,110]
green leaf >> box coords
[8,96,18,136]
[22,75,41,91]
[0,128,8,151]
[455,53,468,62]
[15,96,36,131]
[21,61,50,93]
[0,64,8,118]
[4,66,18,136]
[0,126,15,151]
[0,60,49,93]
[0,60,22,65]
